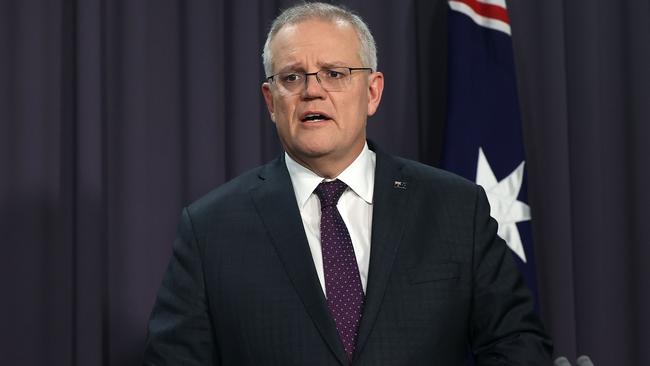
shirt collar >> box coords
[285,142,376,208]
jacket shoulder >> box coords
[395,156,478,193]
[185,163,268,219]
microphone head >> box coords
[576,355,594,366]
[554,356,572,366]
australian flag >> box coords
[442,0,539,304]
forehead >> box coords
[270,19,362,70]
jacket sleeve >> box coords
[469,186,553,365]
[143,207,218,365]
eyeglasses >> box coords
[266,67,373,95]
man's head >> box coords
[261,2,384,178]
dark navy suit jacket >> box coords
[143,143,552,365]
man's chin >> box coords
[286,138,335,157]
[283,142,338,166]
[285,138,364,166]
[290,147,332,161]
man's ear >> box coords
[261,82,276,122]
[366,71,384,117]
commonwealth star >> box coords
[475,147,531,262]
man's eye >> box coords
[282,73,302,83]
[324,70,345,79]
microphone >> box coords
[576,355,594,366]
[554,356,572,366]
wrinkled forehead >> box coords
[269,19,362,71]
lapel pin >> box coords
[393,181,407,190]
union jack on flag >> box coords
[442,0,539,303]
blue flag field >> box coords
[442,0,539,302]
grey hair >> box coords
[262,2,378,77]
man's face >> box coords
[262,19,384,176]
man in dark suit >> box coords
[143,2,552,365]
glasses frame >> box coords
[265,67,373,95]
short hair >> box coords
[262,2,378,77]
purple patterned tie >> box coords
[314,180,365,362]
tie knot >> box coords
[314,180,348,208]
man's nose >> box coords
[301,73,326,98]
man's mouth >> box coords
[300,112,332,123]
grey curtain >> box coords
[1,0,648,365]
[510,0,650,364]
[0,0,446,364]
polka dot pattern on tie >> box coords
[314,180,365,362]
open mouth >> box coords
[300,112,332,123]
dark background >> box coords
[1,0,648,365]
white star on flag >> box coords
[475,147,531,262]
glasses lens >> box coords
[317,68,351,92]
[275,72,304,94]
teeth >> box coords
[303,114,327,122]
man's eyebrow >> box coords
[276,62,305,73]
[319,62,348,69]
[275,61,351,73]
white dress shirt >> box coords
[285,143,376,295]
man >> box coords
[143,3,552,365]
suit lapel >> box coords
[354,147,413,362]
[250,156,348,366]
